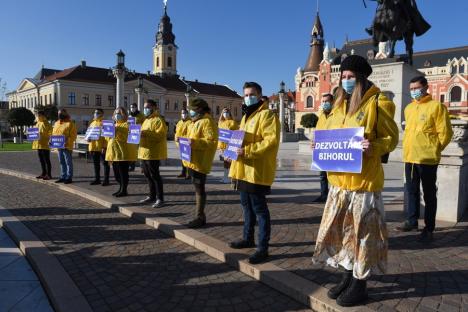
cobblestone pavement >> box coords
[1,151,468,312]
[0,174,310,312]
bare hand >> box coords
[362,139,372,156]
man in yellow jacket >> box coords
[32,109,52,180]
[228,82,280,264]
[87,109,110,186]
[313,93,334,203]
[183,98,218,228]
[398,76,453,242]
[53,109,77,184]
[129,103,145,172]
[138,99,168,208]
[174,109,191,179]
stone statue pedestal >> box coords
[369,61,422,131]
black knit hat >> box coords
[188,98,209,110]
[340,55,373,78]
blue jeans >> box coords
[240,191,271,252]
[58,149,73,180]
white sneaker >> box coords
[152,199,164,208]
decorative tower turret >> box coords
[153,2,178,76]
[304,11,324,73]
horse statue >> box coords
[365,0,431,65]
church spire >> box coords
[304,7,325,72]
[153,1,177,76]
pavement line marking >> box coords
[0,203,93,312]
[0,168,372,312]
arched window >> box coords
[167,57,172,68]
[306,96,313,108]
[156,57,159,67]
[460,64,465,74]
[450,86,462,103]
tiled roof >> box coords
[187,80,240,98]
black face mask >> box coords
[58,113,66,120]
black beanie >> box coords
[340,55,373,78]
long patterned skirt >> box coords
[312,185,388,280]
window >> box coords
[450,86,462,103]
[68,92,76,105]
[165,100,170,111]
[54,93,57,105]
[49,94,52,105]
[167,57,172,68]
[108,95,114,107]
[216,106,220,115]
[174,100,179,111]
[440,94,445,103]
[82,94,89,106]
[124,96,128,107]
[95,94,102,106]
[156,57,160,67]
[44,95,48,105]
[306,96,313,108]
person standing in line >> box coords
[128,103,145,172]
[312,93,334,203]
[105,107,137,197]
[53,108,77,184]
[32,109,52,180]
[311,55,399,307]
[183,98,218,228]
[87,109,110,186]
[138,99,168,208]
[397,75,453,242]
[228,82,280,265]
[217,108,239,183]
[174,109,192,179]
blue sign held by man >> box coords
[101,120,115,138]
[178,138,191,162]
[223,130,245,161]
[127,124,141,144]
[26,128,40,141]
[218,129,233,143]
[85,126,101,141]
[311,127,364,173]
[49,135,66,149]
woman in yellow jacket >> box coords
[32,109,52,180]
[311,55,399,307]
[217,108,239,183]
[105,107,137,197]
[183,98,218,228]
[174,109,191,179]
[138,99,168,208]
[53,109,77,184]
[87,108,110,186]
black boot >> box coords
[327,270,352,299]
[336,277,368,307]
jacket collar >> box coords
[414,94,432,104]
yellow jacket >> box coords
[217,119,239,150]
[87,118,108,152]
[403,95,453,165]
[138,112,168,160]
[316,111,330,130]
[174,119,192,146]
[32,116,52,150]
[182,114,218,174]
[130,112,145,125]
[105,121,137,162]
[322,85,399,192]
[229,102,280,186]
[52,119,77,151]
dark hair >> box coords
[322,93,334,101]
[130,103,137,107]
[146,99,157,106]
[95,108,104,114]
[37,110,45,116]
[410,76,428,87]
[243,82,262,95]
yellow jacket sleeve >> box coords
[436,104,453,150]
[142,118,167,142]
[244,111,280,159]
[372,105,399,157]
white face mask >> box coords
[181,114,188,119]
[130,107,137,113]
[223,112,230,119]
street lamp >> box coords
[135,76,145,111]
[184,82,193,110]
[112,50,132,108]
[117,50,125,69]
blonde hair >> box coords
[334,72,367,116]
[219,108,232,122]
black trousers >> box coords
[37,149,51,176]
[319,171,329,197]
[91,151,110,182]
[112,161,129,193]
[142,160,164,201]
[404,163,438,232]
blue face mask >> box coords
[244,95,258,107]
[189,110,197,118]
[93,113,100,119]
[410,89,423,100]
[143,108,153,117]
[342,79,356,95]
[115,114,123,121]
[321,102,332,112]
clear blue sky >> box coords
[1,0,467,97]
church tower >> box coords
[304,12,324,73]
[153,3,177,76]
